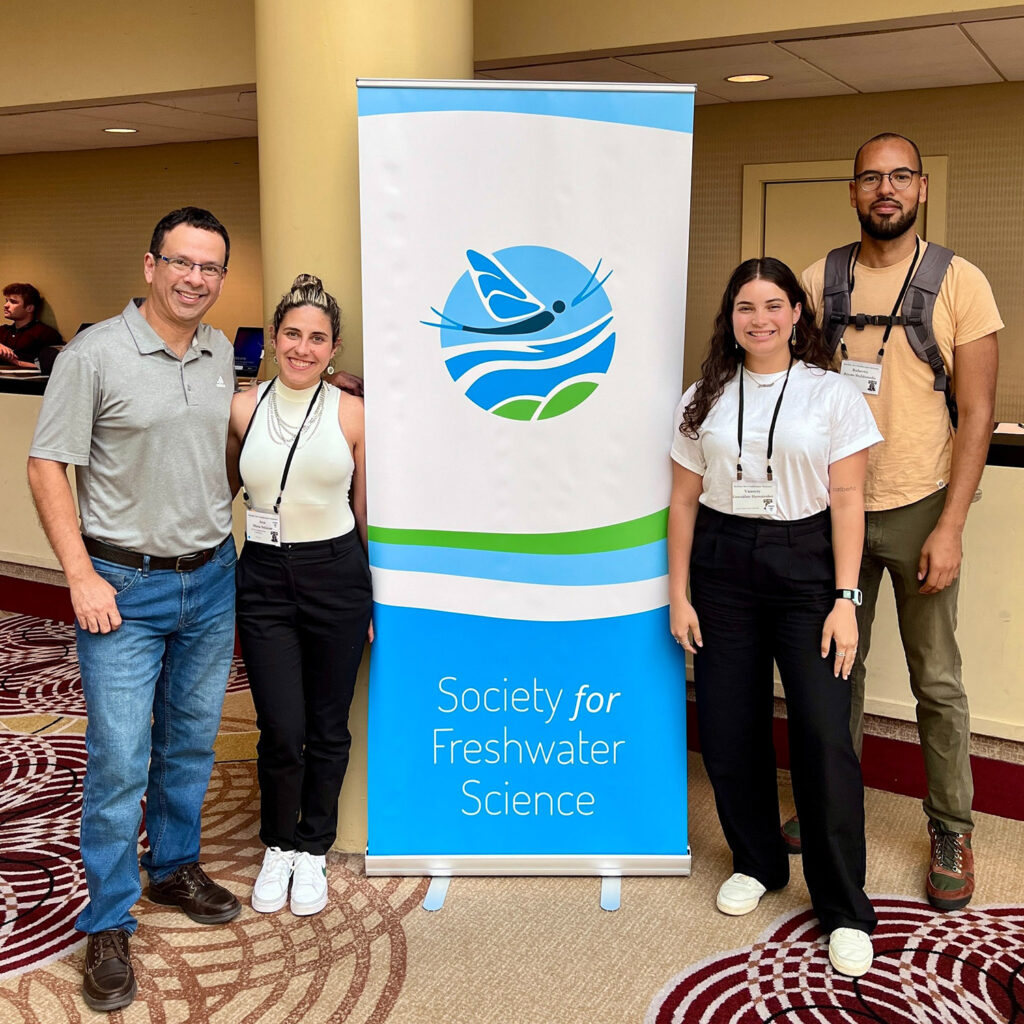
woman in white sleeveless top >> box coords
[226,275,372,917]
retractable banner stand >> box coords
[358,80,695,876]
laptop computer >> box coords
[233,326,265,378]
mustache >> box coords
[871,198,903,212]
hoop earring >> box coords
[272,354,278,364]
[326,363,336,375]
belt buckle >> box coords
[175,551,203,573]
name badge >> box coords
[732,480,777,515]
[841,359,883,394]
[246,509,282,546]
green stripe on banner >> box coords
[368,508,667,554]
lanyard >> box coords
[841,236,920,363]
[736,358,793,482]
[239,377,324,513]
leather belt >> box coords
[83,536,221,573]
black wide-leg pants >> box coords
[690,505,876,935]
[236,531,373,855]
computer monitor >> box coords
[233,327,265,377]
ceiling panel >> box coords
[781,25,1003,92]
[623,43,856,101]
[474,57,671,84]
[962,17,1024,79]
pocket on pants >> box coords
[92,561,141,597]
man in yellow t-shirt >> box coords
[800,132,1001,912]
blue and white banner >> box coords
[358,80,694,875]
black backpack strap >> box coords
[821,243,858,358]
[901,243,956,424]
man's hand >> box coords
[70,569,123,633]
[0,342,17,363]
[917,522,963,594]
[327,370,364,397]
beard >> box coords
[857,199,919,241]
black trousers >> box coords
[236,531,372,855]
[690,505,876,934]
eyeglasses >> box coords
[152,253,227,279]
[853,168,921,192]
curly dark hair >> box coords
[679,257,831,438]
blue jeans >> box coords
[74,536,237,934]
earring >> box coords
[326,363,336,375]
[272,354,278,364]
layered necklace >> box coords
[266,380,326,448]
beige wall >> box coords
[4,1,255,110]
[686,81,1024,421]
[0,139,263,342]
[474,0,1024,62]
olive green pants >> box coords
[850,487,974,834]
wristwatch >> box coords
[835,588,863,606]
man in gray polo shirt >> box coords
[28,207,241,1013]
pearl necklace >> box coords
[266,382,326,448]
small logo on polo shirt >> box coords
[216,376,226,388]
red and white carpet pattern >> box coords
[0,613,426,1023]
[646,897,1024,1023]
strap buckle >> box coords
[174,551,207,572]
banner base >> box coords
[364,852,691,877]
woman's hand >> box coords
[670,598,703,655]
[821,600,858,679]
[367,619,374,644]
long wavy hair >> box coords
[678,257,831,438]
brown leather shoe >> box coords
[147,862,241,924]
[82,929,136,1012]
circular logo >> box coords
[424,245,615,420]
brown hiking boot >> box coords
[781,814,801,855]
[926,819,974,911]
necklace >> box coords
[743,367,787,388]
[266,382,326,448]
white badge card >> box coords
[246,509,282,546]
[841,359,883,395]
[732,481,777,515]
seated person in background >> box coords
[1,283,63,368]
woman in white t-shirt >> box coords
[668,258,882,977]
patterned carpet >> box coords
[0,613,427,1023]
[2,611,1023,1023]
[646,898,1024,1023]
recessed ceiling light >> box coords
[726,73,772,84]
[103,127,138,134]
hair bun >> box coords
[292,273,323,290]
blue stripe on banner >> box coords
[369,538,667,586]
[367,604,689,857]
[358,86,694,134]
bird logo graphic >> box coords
[424,245,615,420]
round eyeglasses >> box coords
[152,253,227,279]
[853,168,921,192]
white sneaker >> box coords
[716,873,767,916]
[252,846,295,913]
[290,852,328,916]
[828,927,873,977]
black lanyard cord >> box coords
[239,377,324,513]
[737,357,793,482]
[841,237,920,362]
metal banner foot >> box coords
[600,876,621,912]
[423,876,451,911]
